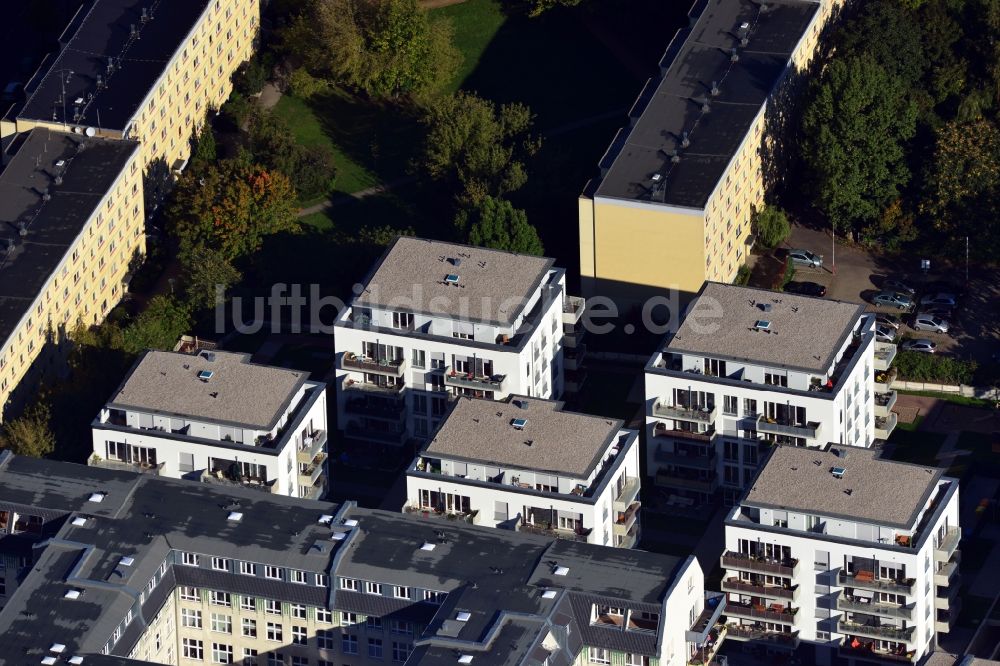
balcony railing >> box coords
[652,403,717,423]
[653,422,715,444]
[655,446,716,469]
[875,391,897,416]
[686,591,726,643]
[297,463,325,487]
[344,396,405,420]
[613,477,641,513]
[562,295,585,325]
[88,457,164,475]
[687,624,726,666]
[874,367,897,392]
[725,624,798,647]
[726,602,798,624]
[345,423,405,445]
[935,527,961,561]
[341,353,406,377]
[343,378,404,395]
[837,620,914,642]
[200,470,277,493]
[296,430,327,464]
[837,594,913,620]
[444,367,506,393]
[874,342,897,372]
[839,643,914,663]
[756,415,820,439]
[722,551,798,577]
[838,571,914,595]
[655,469,717,493]
[875,413,898,439]
[934,559,959,586]
[721,577,796,601]
[518,521,590,542]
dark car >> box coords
[883,278,916,296]
[785,281,827,297]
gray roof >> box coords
[744,446,944,528]
[0,128,139,348]
[595,0,819,207]
[665,282,865,373]
[424,396,624,478]
[19,0,213,132]
[108,350,310,430]
[352,236,555,326]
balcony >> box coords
[935,527,961,562]
[725,624,799,648]
[613,476,641,513]
[838,571,914,595]
[296,430,328,464]
[652,402,717,423]
[200,469,277,493]
[613,503,640,536]
[345,422,405,445]
[652,421,715,445]
[875,391,897,417]
[404,505,481,525]
[837,593,912,620]
[874,342,897,371]
[564,343,586,371]
[756,415,820,439]
[686,591,726,643]
[562,295,585,325]
[688,624,726,666]
[343,378,405,396]
[935,581,959,611]
[341,353,407,377]
[297,462,325,487]
[655,469,717,494]
[934,559,959,586]
[444,367,506,393]
[88,456,163,475]
[721,551,798,577]
[875,413,898,440]
[655,445,716,469]
[874,367,897,393]
[517,521,590,543]
[721,577,797,601]
[300,485,323,500]
[344,396,405,420]
[839,642,914,663]
[837,620,914,643]
[936,606,959,633]
[726,601,798,624]
[618,524,639,549]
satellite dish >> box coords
[85,127,96,137]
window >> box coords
[182,609,203,628]
[316,574,328,587]
[393,586,411,599]
[723,395,738,415]
[180,586,199,601]
[341,611,358,625]
[290,658,307,666]
[624,655,648,666]
[242,649,257,666]
[210,591,231,607]
[743,398,758,416]
[391,312,413,329]
[266,654,283,666]
[266,622,283,642]
[368,638,383,659]
[317,629,335,649]
[340,577,358,591]
[242,618,257,637]
[291,604,307,619]
[365,581,382,595]
[240,596,256,612]
[239,562,257,576]
[211,557,229,571]
[292,625,307,645]
[211,643,233,664]
[290,569,306,584]
[342,634,358,654]
[211,614,232,633]
[423,590,446,604]
[183,638,204,660]
[588,647,610,665]
[411,349,426,369]
[181,552,200,566]
[392,642,411,663]
[264,599,281,615]
[390,621,412,636]
[264,565,283,580]
[367,616,383,631]
[316,608,333,624]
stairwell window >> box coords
[588,647,610,665]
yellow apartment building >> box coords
[0,128,143,420]
[14,0,259,174]
[579,0,844,306]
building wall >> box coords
[129,592,178,664]
[0,145,145,420]
[15,0,258,173]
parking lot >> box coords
[752,224,1000,368]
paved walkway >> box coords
[258,83,282,110]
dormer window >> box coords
[391,312,413,329]
[592,605,624,627]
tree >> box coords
[752,205,791,249]
[281,0,459,100]
[838,2,927,89]
[181,245,243,311]
[287,67,328,99]
[528,0,582,16]
[121,296,193,354]
[168,160,299,261]
[801,56,917,231]
[247,110,337,201]
[0,402,55,458]
[190,118,217,166]
[421,92,540,204]
[459,196,544,255]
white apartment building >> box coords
[722,445,961,665]
[334,237,568,449]
[89,349,328,499]
[644,282,897,506]
[404,395,641,548]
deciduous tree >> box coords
[0,402,55,458]
[752,205,791,249]
[459,196,544,255]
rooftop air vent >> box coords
[64,589,82,600]
[456,611,471,622]
[511,418,528,430]
[420,542,436,552]
[42,658,57,665]
[55,160,66,168]
[759,302,772,312]
[651,173,662,182]
[318,514,334,525]
[50,644,66,653]
[119,556,135,567]
[458,657,473,665]
[331,531,348,541]
[740,21,750,30]
[516,399,529,410]
[445,274,460,284]
[69,658,84,665]
[87,492,105,503]
[449,257,462,267]
[198,370,214,380]
[202,351,216,362]
[343,518,359,528]
[553,565,569,576]
[831,466,846,479]
[71,516,87,527]
[541,590,558,599]
[227,511,243,522]
[754,320,771,331]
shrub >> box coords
[772,258,795,290]
[753,204,791,249]
[287,67,327,99]
[734,264,752,286]
[894,350,977,385]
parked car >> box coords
[902,339,937,353]
[882,278,916,296]
[920,305,954,320]
[919,292,958,307]
[874,314,901,330]
[912,314,949,334]
[788,249,823,268]
[872,291,915,310]
[785,281,827,297]
[875,325,897,343]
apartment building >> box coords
[0,451,724,666]
[14,0,258,173]
[0,127,143,420]
[89,349,329,500]
[578,0,843,304]
[404,395,642,548]
[645,283,896,506]
[721,445,961,664]
[334,236,568,450]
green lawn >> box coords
[432,0,507,93]
[299,211,335,233]
[886,428,947,465]
[898,390,994,409]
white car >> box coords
[912,314,949,334]
[875,325,896,343]
[788,249,823,269]
[902,339,937,353]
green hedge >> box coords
[894,350,977,385]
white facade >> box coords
[334,240,569,448]
[89,353,329,499]
[721,448,961,664]
[644,285,894,505]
